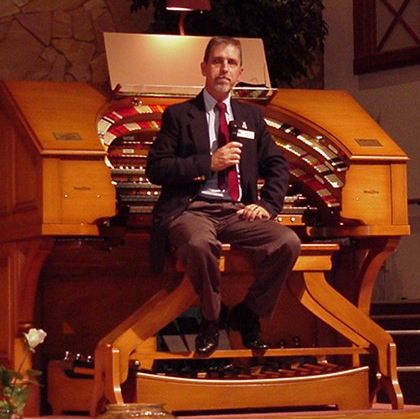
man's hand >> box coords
[237,204,270,221]
[211,141,242,171]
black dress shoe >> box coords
[195,318,219,356]
[228,302,269,350]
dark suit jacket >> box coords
[146,91,289,273]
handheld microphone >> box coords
[229,121,238,141]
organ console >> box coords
[0,35,410,418]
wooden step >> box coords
[135,366,370,414]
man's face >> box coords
[200,43,243,101]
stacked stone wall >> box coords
[0,0,153,83]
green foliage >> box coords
[128,0,328,87]
[0,366,29,415]
[0,330,46,417]
[0,366,42,417]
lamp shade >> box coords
[166,0,211,11]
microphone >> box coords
[229,121,238,141]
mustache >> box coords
[215,76,231,82]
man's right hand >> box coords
[211,141,242,171]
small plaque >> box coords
[53,132,83,141]
[355,138,383,147]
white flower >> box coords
[23,328,47,351]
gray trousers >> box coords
[168,200,301,321]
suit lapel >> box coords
[231,100,248,131]
[188,93,211,155]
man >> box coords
[146,36,301,356]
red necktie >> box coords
[216,102,240,201]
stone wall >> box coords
[0,1,324,88]
[0,0,154,83]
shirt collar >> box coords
[203,89,231,114]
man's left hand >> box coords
[237,204,270,221]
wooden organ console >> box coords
[0,78,410,416]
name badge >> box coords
[237,129,255,140]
